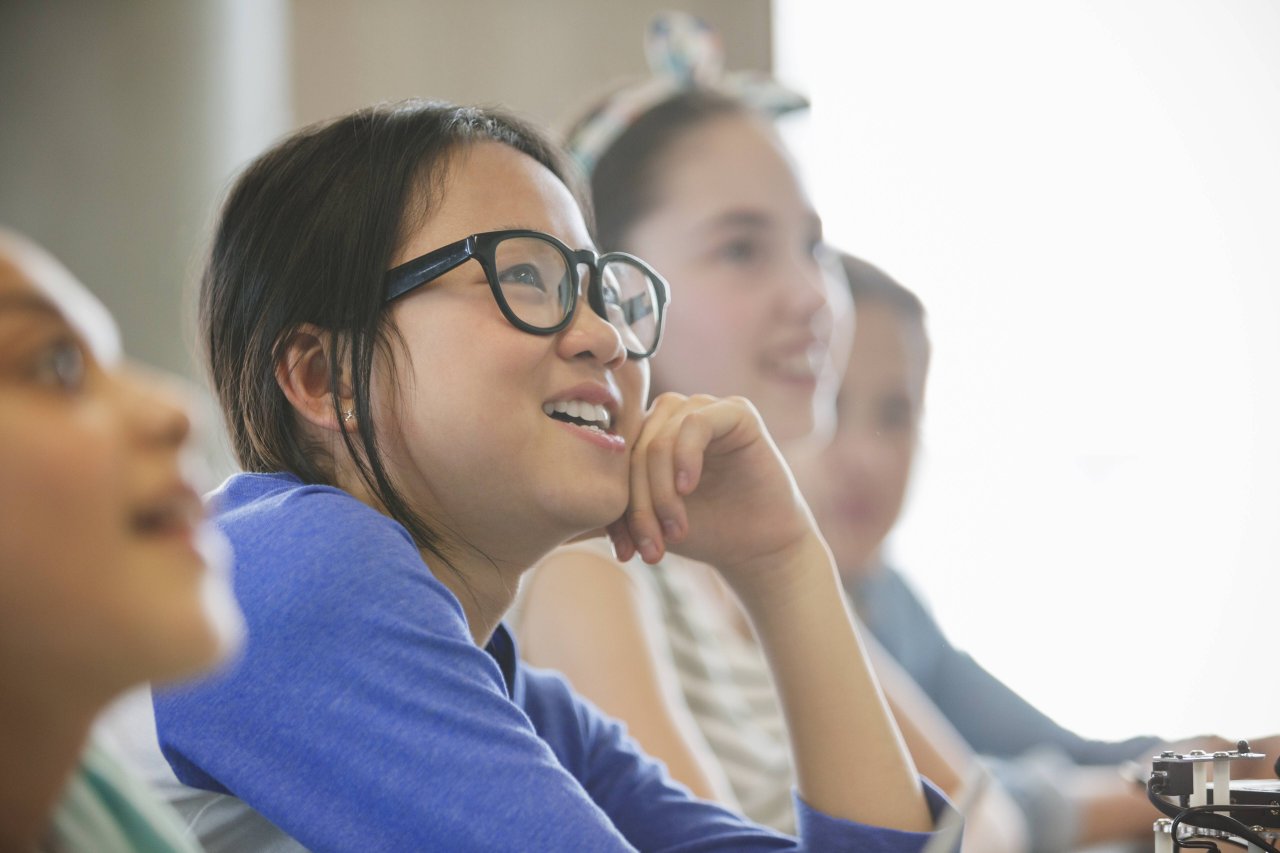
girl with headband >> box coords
[511,12,1026,850]
[122,98,951,850]
[0,229,241,852]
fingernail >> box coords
[675,470,690,493]
[661,518,680,540]
[636,537,657,562]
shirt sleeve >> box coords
[861,567,1160,765]
[156,486,639,852]
[155,483,955,851]
[518,665,954,852]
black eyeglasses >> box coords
[384,229,670,359]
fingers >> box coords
[644,415,687,546]
[605,519,637,563]
[625,395,680,563]
[624,394,754,563]
[644,399,726,543]
[670,399,739,496]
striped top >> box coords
[513,539,797,833]
[40,739,201,853]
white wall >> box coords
[777,0,1280,742]
[0,0,293,475]
[290,0,770,132]
[0,0,292,375]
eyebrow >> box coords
[0,286,122,365]
[702,210,773,232]
[490,226,598,254]
[0,292,64,319]
[699,209,825,238]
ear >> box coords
[274,324,356,433]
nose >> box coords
[120,362,193,451]
[832,422,887,478]
[557,272,627,370]
[782,249,835,325]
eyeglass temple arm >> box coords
[384,239,476,302]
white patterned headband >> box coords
[566,11,810,177]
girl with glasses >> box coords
[129,98,952,850]
[0,229,240,852]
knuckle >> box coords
[726,395,761,418]
[626,506,659,527]
[647,435,675,458]
[681,407,712,431]
[651,391,688,409]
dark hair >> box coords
[200,99,576,564]
[576,89,746,252]
[839,254,925,322]
[839,252,931,365]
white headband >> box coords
[565,11,809,177]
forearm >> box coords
[735,532,931,832]
[964,782,1031,853]
[1070,767,1156,846]
[886,704,1029,853]
[870,639,1029,851]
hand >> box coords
[607,393,817,593]
[609,400,932,834]
[1155,733,1280,780]
[1241,734,1280,779]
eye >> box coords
[600,277,623,307]
[878,396,914,432]
[599,282,628,328]
[33,337,88,392]
[716,237,760,265]
[497,262,548,292]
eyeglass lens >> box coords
[599,258,659,354]
[492,235,660,354]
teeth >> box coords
[542,399,612,431]
[771,351,821,379]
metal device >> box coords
[1147,742,1279,852]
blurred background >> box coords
[2,0,1276,749]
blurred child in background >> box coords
[0,228,240,852]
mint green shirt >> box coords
[41,740,200,853]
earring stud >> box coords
[343,409,355,422]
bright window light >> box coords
[776,0,1280,741]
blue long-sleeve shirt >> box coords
[154,473,951,852]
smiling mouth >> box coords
[764,345,826,381]
[833,496,878,523]
[542,399,614,433]
[131,488,202,539]
[132,506,196,540]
